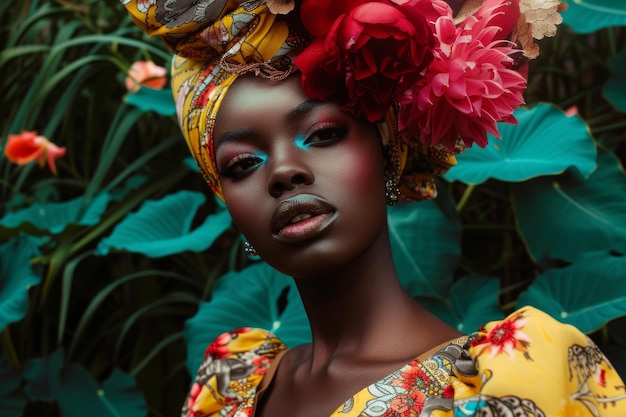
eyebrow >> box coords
[216,99,325,147]
[216,127,256,147]
[286,99,324,124]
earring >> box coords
[243,240,258,257]
[385,178,400,206]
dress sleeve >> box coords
[448,306,626,417]
[181,327,286,417]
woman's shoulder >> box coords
[443,306,626,417]
[181,327,286,417]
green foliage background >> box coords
[1,1,625,415]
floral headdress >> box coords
[122,0,562,201]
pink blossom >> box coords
[398,0,527,150]
[125,61,167,93]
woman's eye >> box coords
[220,154,265,179]
[303,126,348,147]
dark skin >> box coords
[213,75,462,417]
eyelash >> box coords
[218,123,349,180]
[300,123,349,148]
[219,153,266,180]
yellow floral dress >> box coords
[182,307,626,417]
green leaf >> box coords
[388,196,461,298]
[22,349,64,401]
[444,104,596,185]
[23,350,146,416]
[97,191,232,258]
[124,87,176,116]
[516,251,626,333]
[185,262,310,374]
[418,276,504,334]
[0,236,43,331]
[57,366,147,417]
[562,0,626,34]
[512,147,626,262]
[0,193,111,234]
[0,358,27,417]
[604,49,626,112]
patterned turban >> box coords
[122,0,552,202]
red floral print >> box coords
[472,311,532,359]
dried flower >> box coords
[266,0,294,15]
[125,60,167,93]
[4,131,66,174]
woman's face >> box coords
[213,75,389,278]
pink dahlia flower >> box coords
[398,0,527,150]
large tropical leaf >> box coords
[23,350,146,416]
[97,191,232,258]
[388,195,461,298]
[0,236,43,331]
[562,0,626,34]
[0,193,110,235]
[185,262,310,374]
[22,349,64,402]
[0,358,27,417]
[124,86,176,116]
[56,367,147,417]
[444,104,596,185]
[512,147,626,262]
[516,251,626,333]
[418,276,504,334]
[604,49,626,112]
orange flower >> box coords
[4,131,66,174]
[125,60,167,93]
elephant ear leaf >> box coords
[517,251,626,334]
[444,104,596,185]
[185,262,310,374]
[98,190,231,258]
[23,349,146,416]
[57,367,146,417]
[418,276,503,334]
[562,0,626,34]
[0,193,110,235]
[0,357,27,416]
[125,86,176,116]
[0,236,43,331]
[512,147,626,263]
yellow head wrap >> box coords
[123,0,460,201]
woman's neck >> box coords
[292,230,439,371]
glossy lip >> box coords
[271,194,337,242]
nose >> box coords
[268,147,314,198]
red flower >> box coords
[205,328,251,360]
[398,362,432,390]
[296,0,434,122]
[398,0,527,150]
[125,60,167,93]
[4,131,66,174]
[472,311,532,359]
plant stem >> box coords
[1,328,20,370]
[456,184,475,213]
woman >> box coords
[122,0,626,416]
